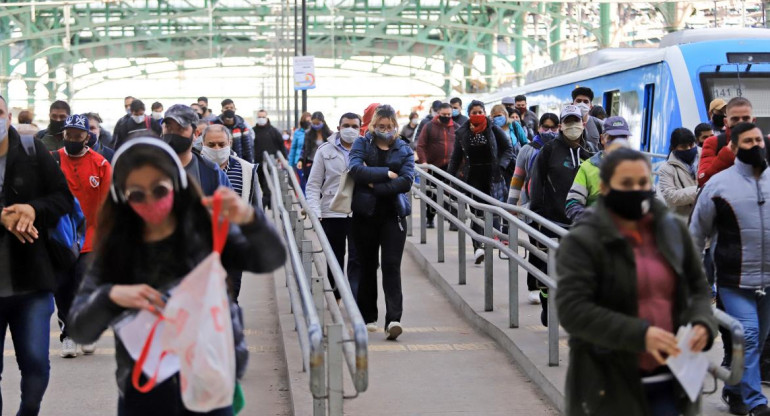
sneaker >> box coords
[528,290,541,305]
[386,322,403,341]
[60,337,77,358]
[722,390,749,415]
[426,218,435,229]
[81,343,96,355]
[751,404,770,416]
[474,248,485,265]
[366,323,378,332]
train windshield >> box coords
[701,72,770,133]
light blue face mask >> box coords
[493,115,507,127]
[0,118,7,144]
[375,130,395,142]
[452,109,460,117]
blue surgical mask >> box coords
[311,122,324,131]
[452,109,460,117]
[493,115,507,127]
[539,131,558,142]
[674,147,698,165]
[374,130,395,142]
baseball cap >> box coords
[162,104,198,128]
[64,114,89,132]
[603,116,631,137]
[501,97,516,105]
[560,105,582,122]
[709,98,727,113]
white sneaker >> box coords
[474,248,485,265]
[528,290,541,305]
[60,337,77,358]
[81,343,96,355]
[386,322,403,341]
[366,322,378,332]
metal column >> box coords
[327,324,343,416]
[483,211,494,312]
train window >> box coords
[529,105,539,116]
[603,90,620,117]
[700,72,770,134]
[640,84,655,153]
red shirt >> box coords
[57,148,112,253]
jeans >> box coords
[352,214,406,328]
[55,252,92,342]
[321,217,359,300]
[226,271,242,304]
[118,375,233,416]
[0,292,55,416]
[720,286,770,409]
[294,167,306,194]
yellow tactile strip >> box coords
[368,342,496,353]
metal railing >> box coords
[410,164,745,386]
[263,152,369,416]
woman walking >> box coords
[349,105,414,340]
[658,128,700,220]
[556,148,716,416]
[67,138,286,416]
[298,112,333,191]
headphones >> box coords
[109,137,189,203]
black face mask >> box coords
[223,110,236,119]
[604,189,655,220]
[163,133,193,154]
[49,120,66,135]
[200,106,207,114]
[712,114,725,130]
[438,116,451,124]
[300,120,310,129]
[736,145,768,169]
[64,140,85,155]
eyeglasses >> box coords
[124,182,173,204]
[539,125,559,132]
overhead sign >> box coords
[293,56,316,91]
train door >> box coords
[640,84,655,153]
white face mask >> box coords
[282,134,290,141]
[562,122,584,141]
[131,114,145,124]
[339,127,358,144]
[151,111,163,120]
[201,146,231,166]
[410,118,419,125]
[256,117,268,126]
[0,118,7,144]
[575,102,590,117]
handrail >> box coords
[711,308,745,385]
[266,151,369,394]
[261,158,325,397]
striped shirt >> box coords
[224,157,244,197]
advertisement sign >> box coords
[293,56,316,91]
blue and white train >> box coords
[484,28,770,155]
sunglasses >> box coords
[124,182,173,204]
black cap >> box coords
[162,104,198,128]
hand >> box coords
[202,187,255,225]
[689,324,709,353]
[5,204,35,232]
[109,284,166,314]
[645,326,681,364]
[2,205,39,243]
[297,161,303,169]
[388,171,398,179]
[368,183,374,189]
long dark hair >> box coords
[93,144,211,284]
[303,111,333,161]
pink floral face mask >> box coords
[128,190,174,225]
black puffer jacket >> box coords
[67,208,286,394]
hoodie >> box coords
[507,133,557,207]
[360,103,380,136]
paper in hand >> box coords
[666,324,710,402]
[115,309,180,384]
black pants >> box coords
[226,271,243,304]
[256,164,271,210]
[118,375,233,416]
[352,214,406,328]
[527,224,560,326]
[425,165,449,222]
[321,217,359,300]
[55,252,92,342]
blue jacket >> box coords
[288,129,306,167]
[349,134,415,218]
[690,159,770,289]
[191,151,233,196]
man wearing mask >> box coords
[37,100,71,151]
[0,95,74,415]
[571,87,603,147]
[416,103,455,228]
[698,97,757,187]
[413,100,442,144]
[695,122,714,147]
[565,116,631,223]
[113,99,162,149]
[161,104,231,196]
[690,122,770,416]
[514,95,539,140]
[709,98,727,133]
[85,113,115,162]
[198,96,215,121]
[529,105,594,325]
[54,114,112,358]
[450,97,468,131]
[253,109,286,209]
[213,103,254,163]
[150,102,164,122]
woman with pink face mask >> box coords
[66,138,285,416]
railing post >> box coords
[312,276,325,330]
[437,186,445,263]
[547,249,559,367]
[279,165,291,211]
[406,189,413,237]
[508,219,519,328]
[419,178,427,244]
[457,200,466,285]
[294,211,305,247]
[484,211,494,312]
[327,323,343,416]
[302,240,313,287]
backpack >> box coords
[20,136,86,271]
[715,132,728,154]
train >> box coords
[483,28,770,156]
